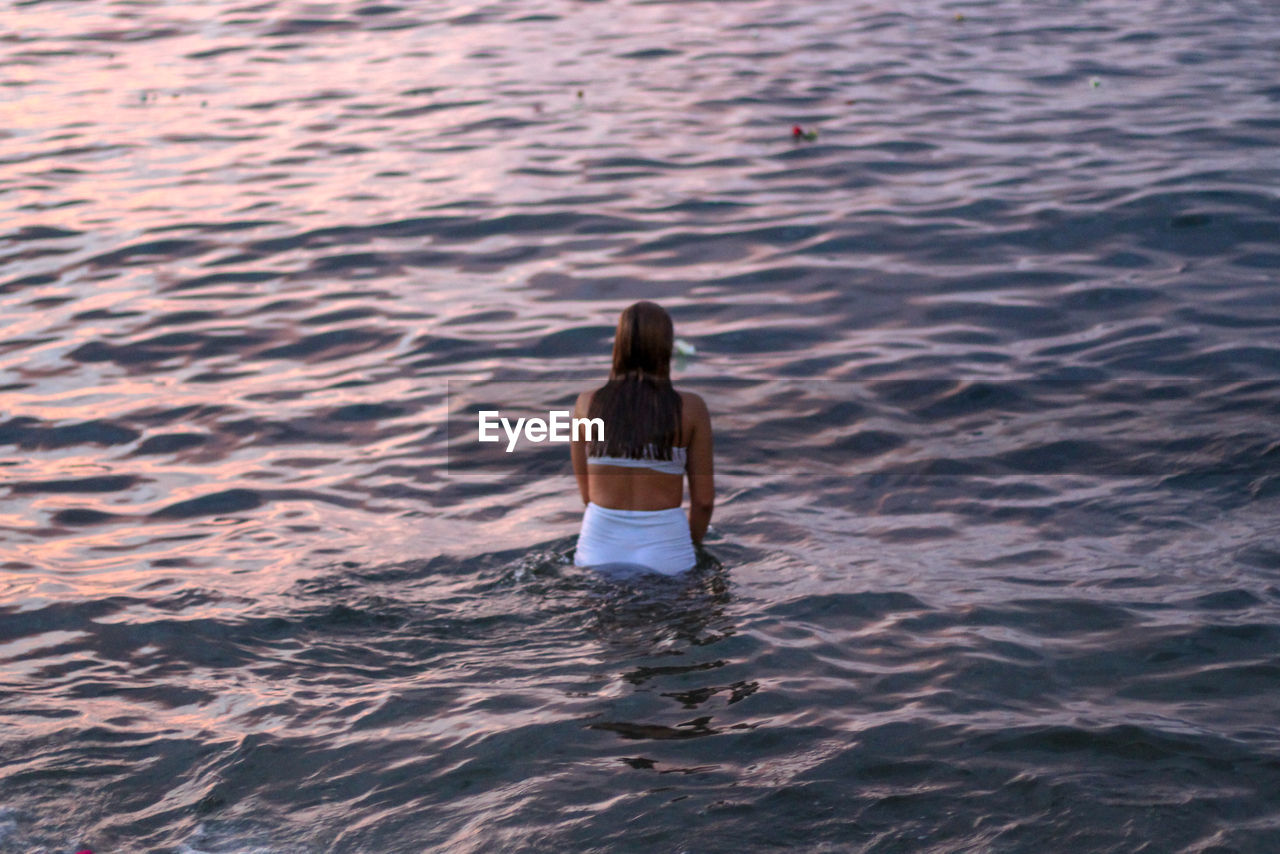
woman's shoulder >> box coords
[676,387,706,405]
[675,388,709,417]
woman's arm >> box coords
[570,390,592,506]
[684,392,714,545]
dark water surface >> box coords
[3,0,1280,851]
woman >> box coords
[571,301,714,575]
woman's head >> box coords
[590,301,682,459]
[611,301,673,380]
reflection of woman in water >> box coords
[571,301,714,574]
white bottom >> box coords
[574,502,696,575]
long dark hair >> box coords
[588,301,683,460]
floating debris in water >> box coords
[1090,77,1102,87]
[791,124,819,142]
[954,13,965,21]
[674,338,697,370]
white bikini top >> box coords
[588,445,687,475]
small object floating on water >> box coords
[791,124,819,142]
[673,338,696,370]
[1090,77,1101,87]
[954,13,965,21]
